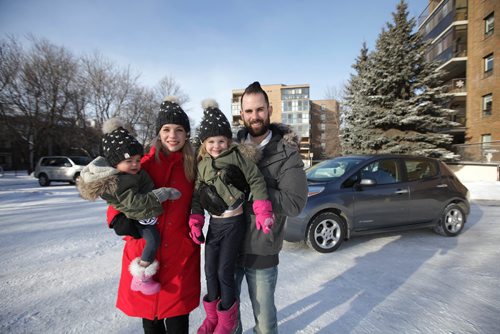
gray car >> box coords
[284,155,470,253]
[34,155,92,186]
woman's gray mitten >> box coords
[153,187,181,202]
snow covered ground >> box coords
[1,172,499,334]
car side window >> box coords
[361,159,401,184]
[343,174,359,188]
[405,159,438,181]
[49,158,69,167]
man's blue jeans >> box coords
[235,265,278,334]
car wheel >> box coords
[38,173,51,187]
[434,203,465,236]
[306,212,346,253]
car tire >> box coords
[38,173,51,187]
[434,203,465,236]
[306,212,346,253]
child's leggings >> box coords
[204,214,245,310]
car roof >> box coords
[40,156,70,159]
[40,155,88,159]
[339,154,437,161]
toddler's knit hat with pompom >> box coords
[198,99,232,142]
[101,118,144,167]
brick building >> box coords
[418,0,499,161]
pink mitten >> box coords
[188,214,205,244]
[252,199,274,234]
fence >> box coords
[452,141,500,163]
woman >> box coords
[106,96,200,334]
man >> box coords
[235,81,308,333]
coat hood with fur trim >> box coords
[236,123,301,149]
[77,156,119,201]
[198,141,262,164]
[228,142,262,163]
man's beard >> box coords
[244,117,270,137]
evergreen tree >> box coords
[342,0,459,159]
[341,42,372,154]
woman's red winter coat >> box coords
[107,147,201,320]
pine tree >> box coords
[341,42,373,154]
[342,0,459,159]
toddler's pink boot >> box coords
[129,257,161,295]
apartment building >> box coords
[418,0,499,161]
[231,84,339,166]
[309,99,341,160]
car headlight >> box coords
[308,186,325,197]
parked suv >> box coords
[284,155,470,253]
[34,156,92,186]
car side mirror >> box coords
[354,178,377,191]
[360,178,376,186]
[64,162,72,167]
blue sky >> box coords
[0,0,428,123]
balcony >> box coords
[443,78,466,95]
[426,28,467,81]
[419,0,468,41]
[231,102,240,116]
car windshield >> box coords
[70,156,92,165]
[307,157,365,182]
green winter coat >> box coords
[191,144,268,215]
[77,156,164,220]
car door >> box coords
[404,158,448,223]
[51,157,70,180]
[42,157,58,180]
[352,158,411,230]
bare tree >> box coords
[0,36,28,168]
[0,35,83,169]
[324,82,346,102]
[81,51,140,127]
[154,75,189,105]
[122,85,157,147]
[0,36,191,170]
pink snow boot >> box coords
[197,296,219,334]
[129,257,161,295]
[214,300,239,334]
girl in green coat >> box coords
[189,100,274,334]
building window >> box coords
[484,53,493,76]
[482,94,492,116]
[485,13,494,36]
[282,87,309,100]
[481,134,492,149]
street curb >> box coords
[472,199,500,206]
